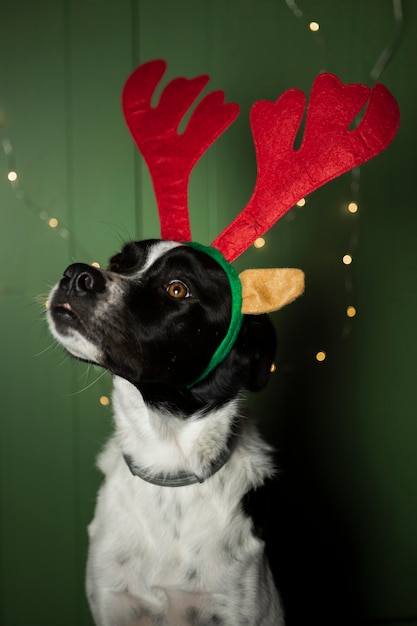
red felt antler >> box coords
[122,59,239,241]
[122,62,400,261]
[212,73,400,261]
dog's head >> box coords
[47,239,276,411]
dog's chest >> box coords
[84,380,282,623]
[86,458,284,625]
[89,449,247,585]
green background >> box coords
[1,1,416,624]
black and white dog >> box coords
[47,239,284,625]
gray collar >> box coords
[123,426,238,487]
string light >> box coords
[253,237,266,249]
[7,170,17,182]
[296,197,306,207]
[1,121,112,406]
[1,123,93,259]
[284,0,302,18]
[370,0,404,81]
[284,0,403,364]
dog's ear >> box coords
[233,314,277,392]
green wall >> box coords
[1,1,416,624]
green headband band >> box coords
[186,242,244,388]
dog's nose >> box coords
[61,263,106,295]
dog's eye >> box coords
[166,280,190,299]
[108,262,120,272]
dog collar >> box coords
[185,242,244,388]
[123,426,238,487]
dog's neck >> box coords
[110,376,241,485]
[122,424,237,486]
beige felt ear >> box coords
[239,268,305,314]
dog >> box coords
[47,238,285,625]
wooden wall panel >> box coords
[0,1,416,624]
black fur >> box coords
[49,239,276,416]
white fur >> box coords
[85,377,284,625]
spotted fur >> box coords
[47,239,285,625]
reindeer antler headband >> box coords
[122,60,400,384]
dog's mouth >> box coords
[47,294,104,364]
[49,299,89,334]
[51,301,81,322]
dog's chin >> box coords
[48,316,102,364]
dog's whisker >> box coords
[102,220,134,246]
[64,367,109,398]
[33,340,60,358]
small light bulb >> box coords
[342,254,352,265]
[253,237,265,249]
[45,299,49,309]
[7,170,18,182]
[99,395,110,406]
[270,363,277,373]
[316,351,326,362]
[348,201,358,214]
[91,261,101,268]
[296,197,306,207]
[309,21,320,32]
[346,305,356,318]
[48,217,58,228]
